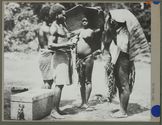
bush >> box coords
[4,2,151,52]
[4,2,39,52]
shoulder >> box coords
[39,24,50,33]
[44,25,50,33]
[50,21,58,30]
[89,28,93,32]
[51,21,58,28]
[81,28,93,32]
[77,28,83,32]
[87,28,94,34]
[50,21,58,34]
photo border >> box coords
[0,0,161,124]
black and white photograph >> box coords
[3,1,153,121]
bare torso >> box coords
[77,28,94,58]
[38,22,50,49]
[50,21,68,44]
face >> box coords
[57,10,66,22]
[105,14,119,31]
[103,15,115,47]
[82,18,88,27]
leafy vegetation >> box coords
[4,2,151,52]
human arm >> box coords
[48,22,58,45]
[48,40,76,50]
[48,26,76,49]
[69,29,81,38]
[94,25,104,33]
[49,22,72,40]
[48,22,77,50]
[94,28,101,33]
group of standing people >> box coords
[37,3,150,119]
[38,3,100,119]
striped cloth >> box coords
[109,9,150,61]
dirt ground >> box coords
[3,52,151,121]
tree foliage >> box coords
[4,2,151,52]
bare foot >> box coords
[77,104,95,111]
[58,109,68,115]
[50,109,65,119]
[110,110,128,118]
[85,106,95,111]
[77,103,83,108]
[78,104,89,109]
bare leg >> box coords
[119,86,130,114]
[110,87,129,118]
[77,63,86,108]
[85,57,93,104]
[79,82,87,108]
[85,83,95,111]
[111,52,130,118]
[79,57,94,109]
[79,83,92,109]
[51,85,65,119]
[85,83,92,104]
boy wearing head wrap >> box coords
[71,17,102,110]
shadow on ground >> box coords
[110,102,149,117]
[4,88,150,120]
[127,103,149,116]
[59,98,104,115]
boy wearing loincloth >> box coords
[72,17,102,110]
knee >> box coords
[85,79,92,85]
[120,84,131,95]
[80,80,92,88]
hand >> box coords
[67,33,71,39]
[48,44,59,50]
[70,32,76,37]
[48,44,54,49]
[67,41,76,49]
[48,45,53,50]
[67,32,76,39]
